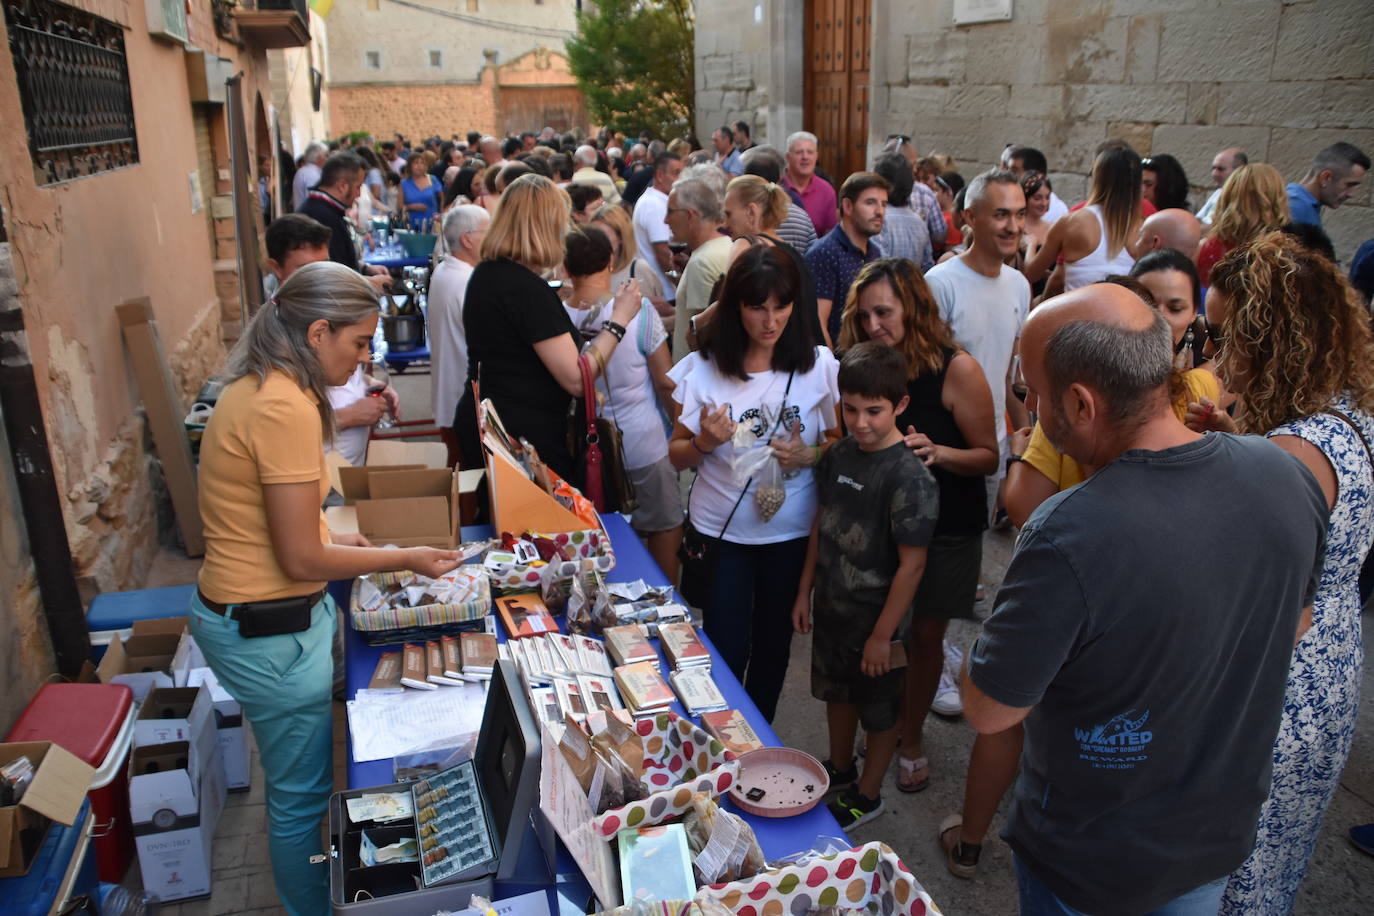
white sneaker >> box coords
[931,641,963,717]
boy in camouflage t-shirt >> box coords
[793,343,939,829]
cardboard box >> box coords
[185,668,252,791]
[133,688,216,784]
[96,617,186,701]
[0,742,96,878]
[128,684,226,902]
[328,442,465,547]
[129,737,226,901]
[170,633,253,791]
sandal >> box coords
[939,813,981,879]
[896,755,929,793]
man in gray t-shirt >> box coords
[964,285,1328,915]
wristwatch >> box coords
[1006,453,1024,473]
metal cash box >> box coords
[329,660,540,915]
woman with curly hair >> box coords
[1195,163,1289,285]
[1186,231,1374,912]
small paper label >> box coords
[694,807,743,880]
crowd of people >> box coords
[221,122,1374,915]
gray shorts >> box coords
[627,458,683,534]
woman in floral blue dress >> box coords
[1187,231,1374,913]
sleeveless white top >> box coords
[1064,204,1136,291]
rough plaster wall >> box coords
[867,0,1374,262]
[327,0,577,85]
[0,243,54,735]
[694,0,772,143]
[0,0,263,625]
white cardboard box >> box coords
[171,633,252,791]
[128,684,227,902]
[186,666,252,791]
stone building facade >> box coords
[695,0,1374,261]
[325,0,587,138]
[0,0,314,726]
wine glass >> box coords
[366,354,395,430]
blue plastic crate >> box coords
[0,799,97,916]
[87,584,195,661]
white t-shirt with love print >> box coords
[670,347,839,544]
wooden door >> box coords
[804,0,871,182]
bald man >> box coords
[961,284,1328,915]
[1196,147,1247,225]
[1132,208,1202,258]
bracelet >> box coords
[602,320,627,342]
[691,436,712,455]
[811,445,821,466]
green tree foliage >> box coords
[566,0,694,140]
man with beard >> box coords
[924,169,1031,515]
[962,283,1327,915]
[806,172,889,346]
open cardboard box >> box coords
[480,399,595,536]
[0,741,96,878]
[128,684,226,902]
[96,616,187,701]
[325,442,483,547]
[172,634,253,790]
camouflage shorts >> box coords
[810,603,905,732]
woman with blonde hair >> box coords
[1184,233,1374,913]
[1024,145,1144,290]
[1195,163,1289,285]
[719,174,823,343]
[836,258,998,796]
[453,175,643,479]
[591,202,671,328]
[192,261,460,914]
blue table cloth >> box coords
[337,513,844,899]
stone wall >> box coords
[326,0,577,86]
[693,0,805,148]
[868,0,1374,261]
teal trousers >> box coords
[190,591,336,916]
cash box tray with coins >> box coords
[328,659,540,915]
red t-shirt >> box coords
[1196,237,1232,287]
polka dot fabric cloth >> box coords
[695,842,941,916]
[592,712,740,838]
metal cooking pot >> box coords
[382,313,423,350]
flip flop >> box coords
[896,755,929,793]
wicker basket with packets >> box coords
[350,566,490,645]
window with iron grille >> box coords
[4,0,139,186]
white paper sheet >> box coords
[346,683,487,762]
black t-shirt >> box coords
[813,437,939,618]
[621,167,655,208]
[462,258,578,476]
[896,348,987,537]
[969,433,1328,914]
[297,193,358,272]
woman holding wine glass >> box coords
[192,261,459,915]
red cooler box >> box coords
[6,683,136,883]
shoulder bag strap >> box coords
[715,370,795,540]
[579,354,605,511]
[1322,407,1374,471]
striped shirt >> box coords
[876,205,934,272]
[776,202,818,253]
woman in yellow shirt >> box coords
[1008,262,1224,519]
[193,261,459,915]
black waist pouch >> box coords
[236,593,316,638]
